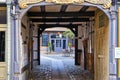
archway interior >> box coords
[21,4,109,80]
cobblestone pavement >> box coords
[31,53,93,80]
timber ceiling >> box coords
[28,5,97,27]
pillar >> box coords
[10,5,21,79]
[38,28,40,65]
[6,1,11,80]
[75,26,78,65]
[109,10,117,80]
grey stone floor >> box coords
[31,53,93,80]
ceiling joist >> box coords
[40,6,45,12]
[28,11,94,17]
[79,6,89,12]
[60,5,68,12]
[31,18,89,22]
[38,24,82,28]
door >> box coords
[51,40,55,51]
[63,40,66,49]
[55,39,62,52]
[0,26,6,80]
[94,12,109,80]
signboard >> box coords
[115,47,120,58]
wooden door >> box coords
[94,11,109,80]
[0,25,6,80]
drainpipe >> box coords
[6,0,11,80]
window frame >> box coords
[0,24,6,62]
[42,33,49,46]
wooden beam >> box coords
[79,6,89,12]
[39,28,45,34]
[38,24,82,28]
[21,22,26,29]
[69,28,76,34]
[118,7,120,78]
[28,11,94,17]
[38,28,40,65]
[31,18,90,22]
[75,27,79,65]
[40,6,45,12]
[60,5,68,12]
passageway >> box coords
[31,53,93,80]
[20,3,110,80]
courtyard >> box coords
[31,53,93,80]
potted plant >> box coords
[48,42,52,53]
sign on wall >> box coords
[115,47,120,58]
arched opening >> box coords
[20,3,110,80]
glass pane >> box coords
[0,31,5,62]
[0,10,6,24]
[56,40,61,47]
[63,40,66,49]
[42,33,49,46]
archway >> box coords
[14,1,112,80]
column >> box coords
[75,26,78,65]
[38,27,40,65]
[6,2,11,80]
[10,7,21,79]
[109,10,117,79]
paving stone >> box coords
[30,53,93,80]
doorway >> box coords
[20,3,110,80]
[51,39,67,52]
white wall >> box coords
[20,14,30,80]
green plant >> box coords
[62,30,74,39]
[68,42,72,48]
[48,42,52,53]
[63,30,74,51]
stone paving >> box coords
[30,53,93,80]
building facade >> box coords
[40,28,73,53]
[0,0,119,80]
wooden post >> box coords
[38,28,40,65]
[118,7,120,78]
[75,26,79,65]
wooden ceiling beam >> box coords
[79,6,89,12]
[38,24,82,28]
[40,6,45,12]
[31,18,89,22]
[60,5,68,12]
[28,11,94,17]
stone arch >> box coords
[19,2,111,20]
[17,1,117,80]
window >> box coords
[99,14,105,28]
[56,40,61,47]
[42,33,49,46]
[0,31,5,62]
[0,10,6,24]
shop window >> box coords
[42,33,49,46]
[0,31,5,62]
